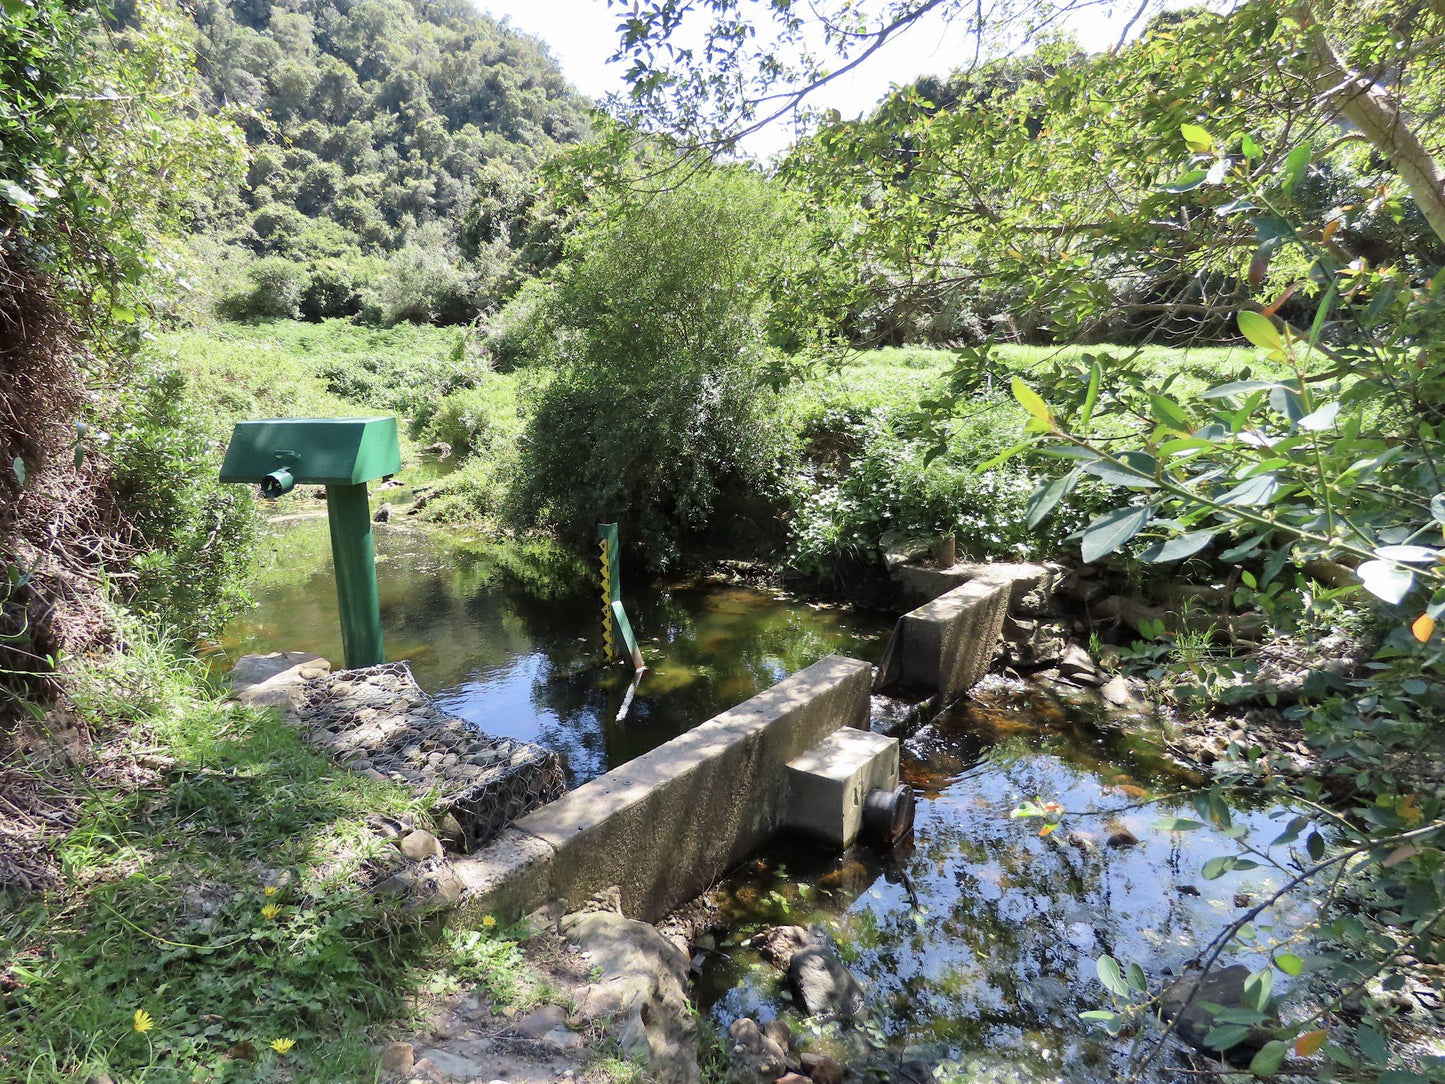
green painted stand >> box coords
[220,416,401,669]
[325,482,385,668]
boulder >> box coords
[1159,964,1273,1066]
[788,940,866,1020]
[723,1017,787,1083]
[229,652,330,713]
[400,829,444,861]
[561,905,700,1084]
[801,1052,845,1084]
[757,925,814,969]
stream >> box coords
[221,506,1315,1083]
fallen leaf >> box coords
[1411,613,1436,642]
[1295,1029,1327,1056]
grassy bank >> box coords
[0,618,563,1082]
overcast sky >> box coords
[472,0,1156,158]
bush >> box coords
[418,382,513,458]
[107,366,257,639]
[218,256,313,319]
[363,226,481,326]
[514,168,806,568]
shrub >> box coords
[218,256,313,319]
[107,366,257,640]
[513,168,805,568]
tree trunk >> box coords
[1292,2,1445,245]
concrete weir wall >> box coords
[454,654,873,922]
[877,579,1010,701]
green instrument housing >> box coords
[219,417,400,669]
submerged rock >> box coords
[724,1017,787,1083]
[1159,964,1273,1066]
[788,939,866,1021]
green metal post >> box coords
[326,482,385,668]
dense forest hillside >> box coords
[155,0,592,323]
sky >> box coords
[472,0,1162,157]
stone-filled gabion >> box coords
[295,662,564,852]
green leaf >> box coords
[11,457,25,486]
[1274,952,1304,976]
[1355,1025,1389,1065]
[1249,1039,1289,1077]
[1238,311,1283,353]
[1127,962,1148,993]
[1096,954,1129,997]
[1202,379,1280,400]
[1149,394,1193,432]
[1080,506,1152,563]
[1025,468,1079,530]
[1219,473,1279,507]
[1282,142,1311,193]
[1180,122,1214,152]
[1139,531,1214,563]
[1243,968,1274,1012]
[1202,855,1232,880]
[1079,362,1101,428]
[1011,377,1052,425]
[1241,133,1262,159]
[1166,168,1208,193]
[1205,1024,1254,1051]
[1081,451,1160,488]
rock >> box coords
[374,502,392,523]
[229,651,330,713]
[801,1052,845,1084]
[761,1018,792,1050]
[777,1075,812,1084]
[412,1048,484,1081]
[757,925,814,969]
[1159,964,1272,1066]
[1101,675,1135,709]
[788,939,866,1020]
[894,1061,936,1084]
[1000,616,1069,669]
[879,530,933,573]
[542,1026,585,1051]
[400,829,444,861]
[1058,643,1103,686]
[515,1005,567,1039]
[1105,826,1140,848]
[724,1017,787,1083]
[375,870,417,898]
[421,441,453,458]
[562,907,700,1084]
[380,1041,415,1075]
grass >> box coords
[0,616,540,1084]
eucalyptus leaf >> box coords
[1080,506,1152,563]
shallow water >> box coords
[697,681,1313,1082]
[219,513,889,784]
[222,508,1313,1080]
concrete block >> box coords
[475,654,873,921]
[893,560,1061,613]
[450,827,556,921]
[893,579,1009,701]
[782,728,899,848]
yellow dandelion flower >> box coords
[270,1037,296,1054]
[133,1009,154,1033]
[264,885,279,897]
[482,915,497,928]
[261,903,282,921]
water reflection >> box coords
[699,684,1313,1082]
[220,516,889,784]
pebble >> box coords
[400,830,444,861]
